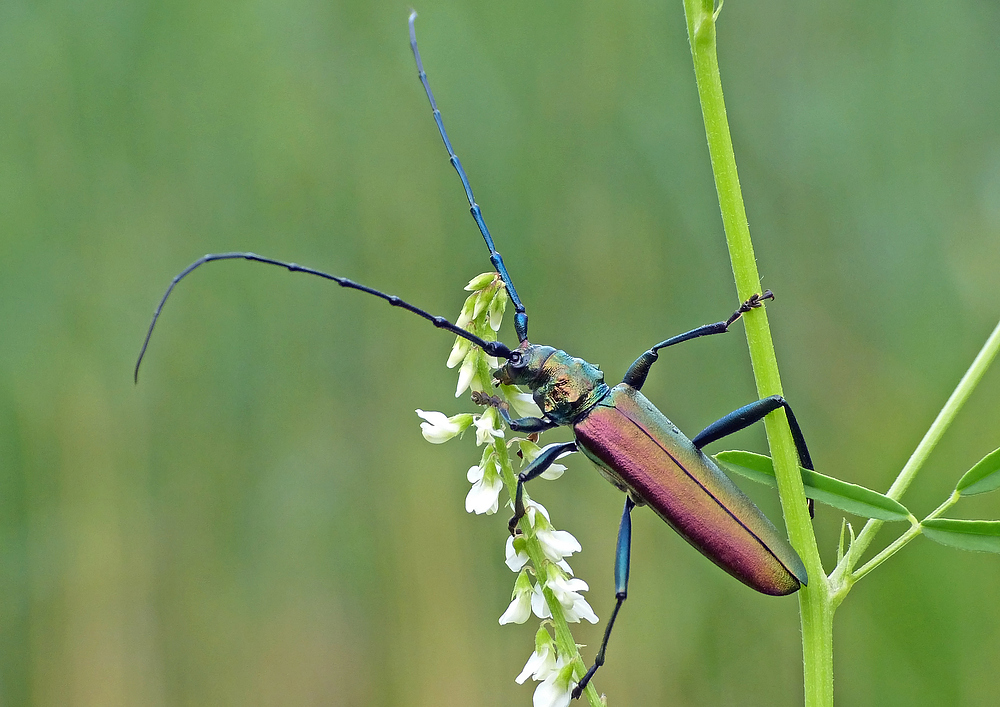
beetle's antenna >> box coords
[134,252,514,383]
[408,11,529,344]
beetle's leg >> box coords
[472,391,560,433]
[508,441,578,534]
[623,290,774,390]
[572,496,634,699]
[692,395,815,517]
[497,406,560,434]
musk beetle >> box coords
[136,12,814,698]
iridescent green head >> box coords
[494,342,609,425]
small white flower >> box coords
[532,571,598,624]
[455,353,477,397]
[465,456,504,515]
[502,386,542,418]
[488,288,507,332]
[446,336,471,368]
[547,573,598,624]
[505,535,530,572]
[540,464,567,481]
[516,627,558,684]
[455,292,477,329]
[465,272,496,291]
[499,570,534,625]
[473,287,493,319]
[530,580,552,619]
[532,658,577,707]
[519,440,569,480]
[523,500,550,528]
[475,407,504,445]
[415,410,473,444]
[536,528,582,563]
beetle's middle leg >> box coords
[623,290,773,390]
[572,496,634,699]
[507,441,578,535]
[692,395,816,517]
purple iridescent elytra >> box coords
[496,343,807,596]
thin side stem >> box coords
[836,317,1000,582]
[680,1,832,705]
[858,493,958,578]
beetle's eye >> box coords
[509,351,525,368]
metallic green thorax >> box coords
[495,343,611,425]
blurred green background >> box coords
[2,0,999,705]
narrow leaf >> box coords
[715,450,910,522]
[715,450,777,486]
[921,519,1000,553]
[955,447,1000,496]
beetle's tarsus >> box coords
[471,391,507,412]
[727,290,774,325]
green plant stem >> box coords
[493,440,602,707]
[835,317,1000,586]
[844,493,958,591]
[681,1,831,705]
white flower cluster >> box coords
[414,274,599,706]
[500,499,596,625]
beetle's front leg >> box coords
[507,441,578,535]
[573,496,635,699]
[623,290,774,390]
[472,391,560,433]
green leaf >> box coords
[715,450,910,522]
[955,447,1000,496]
[921,519,1000,553]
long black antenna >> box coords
[408,11,529,343]
[134,252,514,383]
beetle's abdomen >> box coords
[573,384,807,596]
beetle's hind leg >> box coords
[572,496,635,699]
[692,395,816,517]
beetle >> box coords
[135,12,814,699]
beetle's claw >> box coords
[737,289,775,316]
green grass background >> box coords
[2,0,999,705]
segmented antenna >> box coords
[134,252,513,383]
[408,11,529,343]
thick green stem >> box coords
[681,1,831,704]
